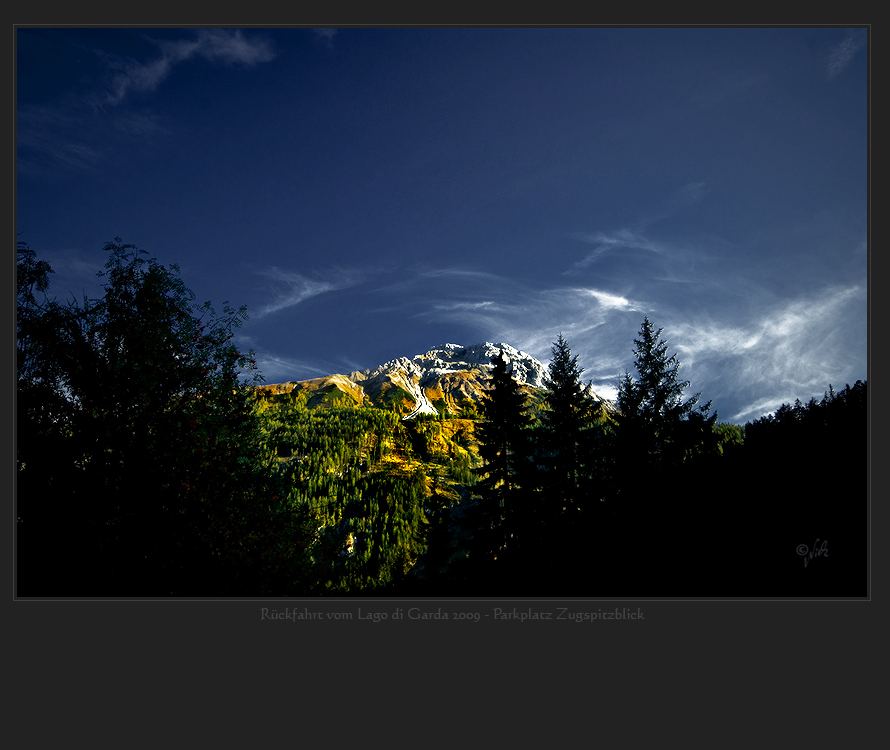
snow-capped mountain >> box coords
[257,342,551,418]
[347,343,549,418]
[351,343,548,388]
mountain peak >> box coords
[258,342,557,419]
[336,342,550,418]
[411,342,548,389]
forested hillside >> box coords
[16,241,868,596]
[253,391,481,593]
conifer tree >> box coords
[540,334,600,526]
[473,351,533,560]
[615,317,716,496]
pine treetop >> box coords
[618,317,711,426]
[542,333,597,428]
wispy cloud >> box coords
[371,266,520,296]
[570,182,708,271]
[826,28,866,80]
[391,267,647,395]
[569,228,669,271]
[253,266,364,318]
[16,105,106,177]
[433,300,498,312]
[668,285,866,421]
[17,30,272,177]
[576,288,635,311]
[100,29,275,105]
[18,101,176,181]
[252,352,332,383]
[375,263,865,421]
[640,181,709,227]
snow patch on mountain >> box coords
[340,342,549,420]
[413,342,549,389]
[349,342,547,390]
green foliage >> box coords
[16,239,306,595]
[714,422,745,455]
[521,388,549,422]
[456,398,481,419]
[305,384,356,409]
[377,383,415,414]
[255,398,481,593]
[431,398,448,420]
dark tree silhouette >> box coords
[615,318,716,491]
[540,334,603,527]
[736,380,867,595]
[605,318,718,592]
[17,239,313,596]
[472,350,533,565]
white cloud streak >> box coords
[669,285,866,422]
[18,30,271,177]
[253,266,364,318]
[569,229,670,271]
[102,29,275,105]
[570,181,709,271]
[251,352,333,384]
[826,29,866,80]
[577,289,634,311]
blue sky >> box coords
[16,27,868,423]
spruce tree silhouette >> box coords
[616,318,714,497]
[541,334,601,527]
[535,334,612,592]
[471,350,533,588]
[613,318,716,592]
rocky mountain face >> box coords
[256,342,551,418]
